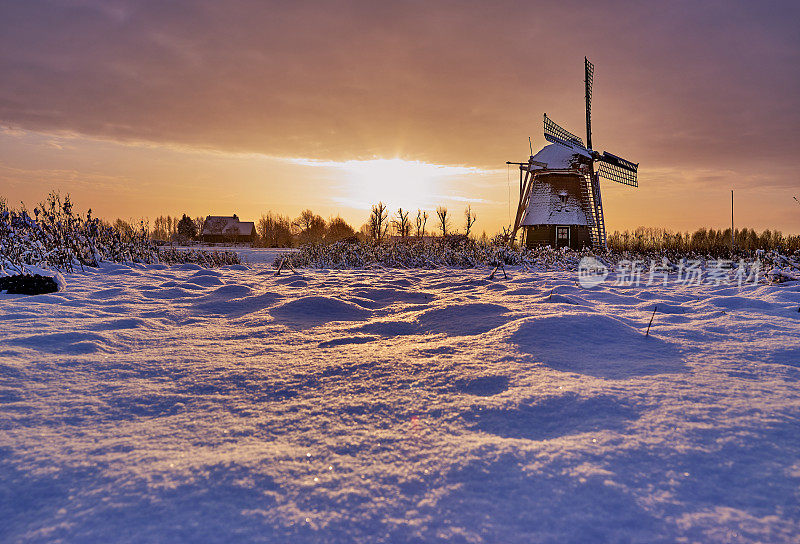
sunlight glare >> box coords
[291,158,483,210]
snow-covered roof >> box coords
[530,143,589,170]
[202,216,255,236]
[520,173,590,226]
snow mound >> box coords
[89,317,151,331]
[205,284,253,298]
[7,331,110,355]
[538,292,589,305]
[464,392,640,440]
[357,320,419,336]
[415,303,514,336]
[185,275,224,287]
[193,291,282,317]
[351,287,433,307]
[707,296,776,311]
[509,313,686,378]
[270,296,371,327]
[318,336,378,348]
[766,347,800,367]
[452,375,511,396]
[139,286,197,300]
[191,269,222,277]
[638,302,687,314]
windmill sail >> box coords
[585,57,594,150]
[543,114,587,151]
[597,152,638,186]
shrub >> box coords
[0,192,241,273]
[274,238,800,284]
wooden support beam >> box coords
[509,169,534,245]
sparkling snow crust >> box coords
[1,262,799,542]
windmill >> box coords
[506,57,638,250]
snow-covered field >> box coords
[2,262,799,543]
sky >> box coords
[1,0,799,235]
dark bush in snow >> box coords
[0,274,59,295]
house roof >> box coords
[201,216,255,236]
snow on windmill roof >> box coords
[520,171,590,226]
[530,143,590,170]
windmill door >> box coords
[556,226,570,248]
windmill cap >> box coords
[531,144,587,170]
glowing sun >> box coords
[292,157,482,210]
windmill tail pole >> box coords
[645,305,658,337]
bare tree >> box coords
[193,216,205,239]
[492,226,513,246]
[464,205,476,237]
[436,206,449,236]
[258,212,294,247]
[152,215,169,241]
[394,208,410,238]
[369,202,389,242]
[415,209,428,237]
[294,209,326,244]
[113,218,135,237]
[326,216,356,242]
[294,209,316,233]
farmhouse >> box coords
[200,215,256,245]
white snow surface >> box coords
[530,143,586,169]
[2,263,800,543]
[520,175,590,226]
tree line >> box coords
[10,193,797,253]
[257,203,479,247]
[42,205,800,253]
[608,227,800,254]
[105,204,480,248]
[111,215,203,242]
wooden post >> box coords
[505,159,547,247]
[646,305,657,337]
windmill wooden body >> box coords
[507,58,639,250]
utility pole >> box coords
[731,189,734,252]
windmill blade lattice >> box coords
[585,57,594,149]
[543,114,586,150]
[597,152,638,186]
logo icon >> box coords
[578,256,609,288]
